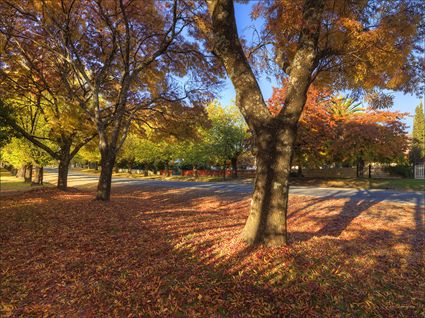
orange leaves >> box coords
[256,1,421,94]
[268,82,408,165]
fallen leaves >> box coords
[0,187,423,317]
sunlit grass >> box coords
[0,168,52,192]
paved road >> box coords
[43,168,424,206]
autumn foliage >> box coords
[268,84,409,166]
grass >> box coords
[0,186,423,317]
[0,168,52,193]
[290,177,425,192]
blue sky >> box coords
[218,2,423,133]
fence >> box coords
[414,164,425,179]
[301,166,404,179]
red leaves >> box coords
[268,83,408,165]
[0,188,423,317]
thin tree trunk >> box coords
[32,166,43,185]
[32,165,39,185]
[231,157,238,178]
[222,160,226,180]
[165,160,170,177]
[357,158,365,178]
[96,150,115,201]
[297,165,303,177]
[39,166,43,184]
[58,157,70,189]
[24,164,33,183]
[18,164,26,179]
[128,161,133,174]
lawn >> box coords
[290,177,425,192]
[0,187,423,317]
[0,169,52,193]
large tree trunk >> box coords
[241,127,295,245]
[96,149,115,201]
[58,157,70,189]
[207,0,324,245]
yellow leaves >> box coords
[0,302,15,317]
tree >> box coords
[411,102,425,161]
[329,96,363,118]
[270,84,409,170]
[0,3,97,189]
[204,102,248,178]
[1,137,52,184]
[201,0,423,245]
[1,0,221,200]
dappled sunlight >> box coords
[1,188,423,317]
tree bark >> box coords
[24,164,33,183]
[206,0,324,245]
[32,166,43,185]
[165,160,170,177]
[18,164,26,179]
[231,157,238,178]
[96,149,116,201]
[58,157,70,189]
[241,126,295,245]
[357,158,365,178]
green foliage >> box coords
[1,138,52,167]
[203,102,248,165]
[114,102,250,171]
[411,102,425,160]
[383,165,413,178]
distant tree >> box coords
[0,98,95,189]
[204,102,248,178]
[410,102,425,161]
[269,85,409,171]
[1,138,52,184]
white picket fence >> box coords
[414,164,425,179]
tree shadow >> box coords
[1,188,424,316]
